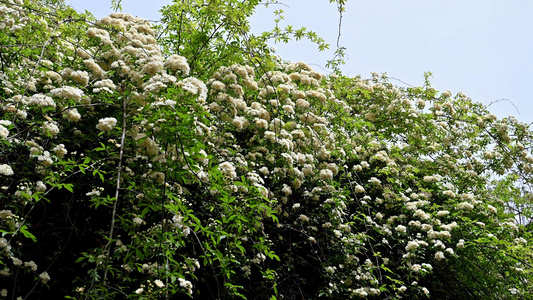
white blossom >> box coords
[219,161,237,179]
[319,169,333,180]
[164,54,190,75]
[0,164,14,176]
[42,121,59,136]
[395,225,407,233]
[39,271,50,284]
[50,86,84,102]
[154,279,165,288]
[96,117,117,132]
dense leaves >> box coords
[0,0,532,299]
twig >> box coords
[487,98,520,116]
[101,94,128,287]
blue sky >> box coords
[67,0,533,124]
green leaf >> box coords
[20,225,37,242]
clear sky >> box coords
[67,0,533,124]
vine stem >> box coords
[101,94,128,288]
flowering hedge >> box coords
[0,0,532,299]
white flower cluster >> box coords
[41,121,59,136]
[50,86,84,102]
[63,108,81,122]
[52,144,67,157]
[93,79,117,93]
[0,164,13,176]
[60,69,89,86]
[180,77,208,103]
[39,271,51,284]
[178,277,193,295]
[164,54,190,75]
[96,117,117,132]
[0,123,9,139]
[28,94,55,108]
[219,161,237,178]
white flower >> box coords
[0,125,8,138]
[435,251,445,260]
[364,259,373,267]
[36,181,47,192]
[299,214,309,222]
[64,108,81,122]
[53,144,67,157]
[42,121,59,136]
[37,151,53,166]
[423,175,442,183]
[64,69,89,86]
[211,80,225,91]
[219,161,237,179]
[406,240,419,251]
[164,54,190,75]
[282,105,295,114]
[84,58,106,78]
[142,57,163,76]
[295,98,310,108]
[93,79,117,93]
[87,27,111,44]
[457,202,474,210]
[178,277,193,294]
[11,257,22,266]
[443,190,456,197]
[133,217,143,225]
[421,224,433,231]
[319,169,333,180]
[96,117,117,132]
[413,209,430,220]
[0,164,14,176]
[86,187,103,197]
[354,185,365,193]
[135,287,144,294]
[180,77,207,102]
[282,184,292,196]
[24,261,37,271]
[395,225,407,233]
[154,279,165,288]
[39,271,50,284]
[28,94,56,108]
[0,238,8,249]
[437,210,449,217]
[232,116,248,130]
[50,86,84,102]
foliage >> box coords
[0,0,532,299]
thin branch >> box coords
[487,98,521,116]
[101,94,128,287]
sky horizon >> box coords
[67,0,533,124]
